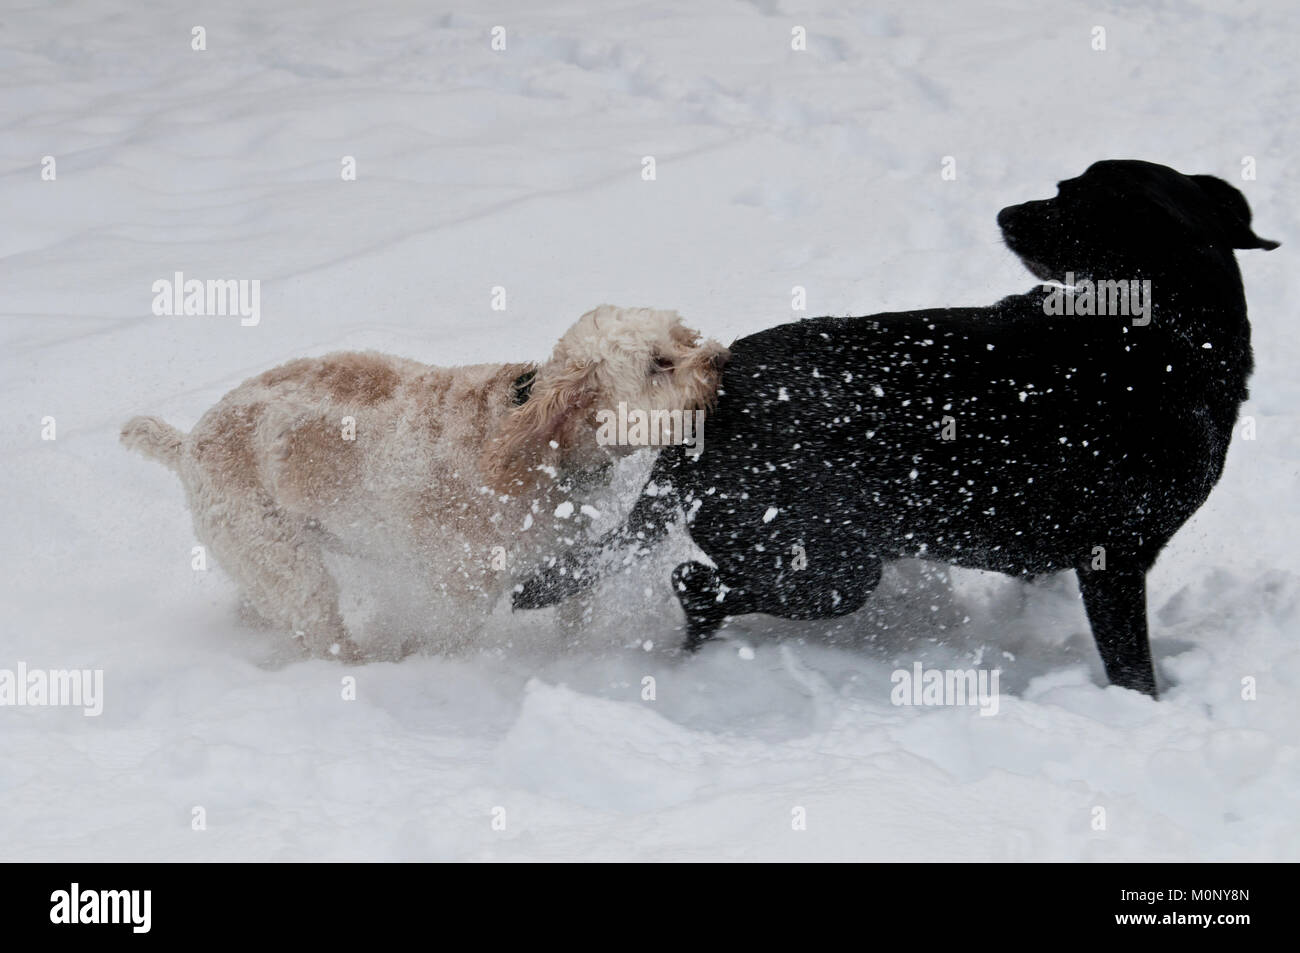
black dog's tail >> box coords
[513,467,682,610]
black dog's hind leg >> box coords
[1076,566,1157,697]
[672,561,744,651]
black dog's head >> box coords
[998,160,1277,282]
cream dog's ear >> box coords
[483,361,598,493]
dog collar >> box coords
[512,368,537,405]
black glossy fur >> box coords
[516,160,1277,697]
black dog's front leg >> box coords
[1076,566,1158,697]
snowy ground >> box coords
[2,0,1298,861]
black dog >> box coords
[516,160,1276,697]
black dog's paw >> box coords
[513,564,586,610]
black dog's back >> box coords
[678,295,1229,579]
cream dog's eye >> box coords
[653,355,675,372]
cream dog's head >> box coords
[485,305,729,493]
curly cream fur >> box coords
[122,305,727,660]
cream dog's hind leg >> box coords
[191,488,362,661]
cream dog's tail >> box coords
[121,416,185,469]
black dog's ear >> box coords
[1191,175,1280,250]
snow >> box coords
[2,0,1298,861]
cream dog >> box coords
[123,305,727,660]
